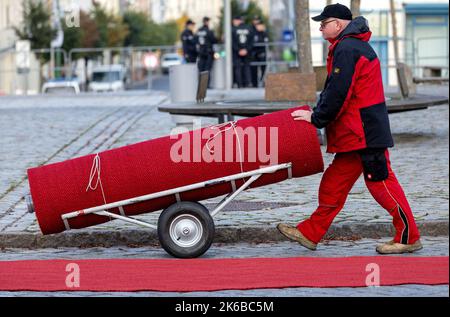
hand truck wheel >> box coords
[157,201,215,259]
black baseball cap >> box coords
[186,19,195,26]
[312,3,353,22]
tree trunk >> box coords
[390,0,406,97]
[389,0,400,66]
[350,0,361,18]
[295,0,313,73]
[322,0,333,64]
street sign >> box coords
[15,40,31,73]
[282,29,294,42]
[143,53,159,69]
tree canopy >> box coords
[216,0,270,41]
[123,11,178,47]
[14,0,57,63]
[16,0,179,60]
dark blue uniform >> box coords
[232,23,254,88]
[195,25,217,76]
[181,28,198,63]
[251,28,269,87]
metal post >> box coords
[50,47,55,79]
[129,47,134,84]
[56,50,61,78]
[147,68,153,90]
[25,70,29,95]
[295,0,314,74]
[390,0,403,96]
[22,73,27,96]
[224,0,233,90]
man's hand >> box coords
[238,49,248,57]
[292,109,313,123]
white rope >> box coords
[86,153,108,205]
[206,121,245,175]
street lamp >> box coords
[224,0,232,90]
[143,52,159,90]
[50,0,64,79]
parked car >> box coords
[42,78,80,94]
[161,53,183,74]
[88,65,125,92]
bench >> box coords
[159,93,448,120]
[412,66,449,85]
[161,65,448,125]
[196,71,209,103]
[413,77,449,85]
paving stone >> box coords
[0,86,448,240]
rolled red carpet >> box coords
[27,106,324,235]
[0,256,447,292]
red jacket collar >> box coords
[328,31,372,54]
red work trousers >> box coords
[297,150,421,245]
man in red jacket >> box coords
[277,3,422,254]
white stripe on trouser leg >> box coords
[382,181,409,244]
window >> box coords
[414,16,446,25]
[92,71,121,82]
[366,11,389,37]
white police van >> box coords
[89,64,125,93]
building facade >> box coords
[0,0,24,95]
[404,3,449,77]
[149,0,269,27]
[1,0,448,94]
[307,0,449,86]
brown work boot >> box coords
[277,223,317,251]
[376,239,423,254]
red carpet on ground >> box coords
[0,256,448,292]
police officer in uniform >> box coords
[181,19,198,63]
[196,16,217,85]
[251,21,269,88]
[232,16,253,88]
[250,15,261,37]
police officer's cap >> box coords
[312,3,353,21]
[233,15,243,21]
[186,19,195,26]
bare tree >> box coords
[389,0,400,67]
[350,0,361,18]
[390,0,407,97]
[295,0,313,73]
[322,0,333,63]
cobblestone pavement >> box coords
[0,237,448,297]
[0,92,168,233]
[0,86,448,236]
